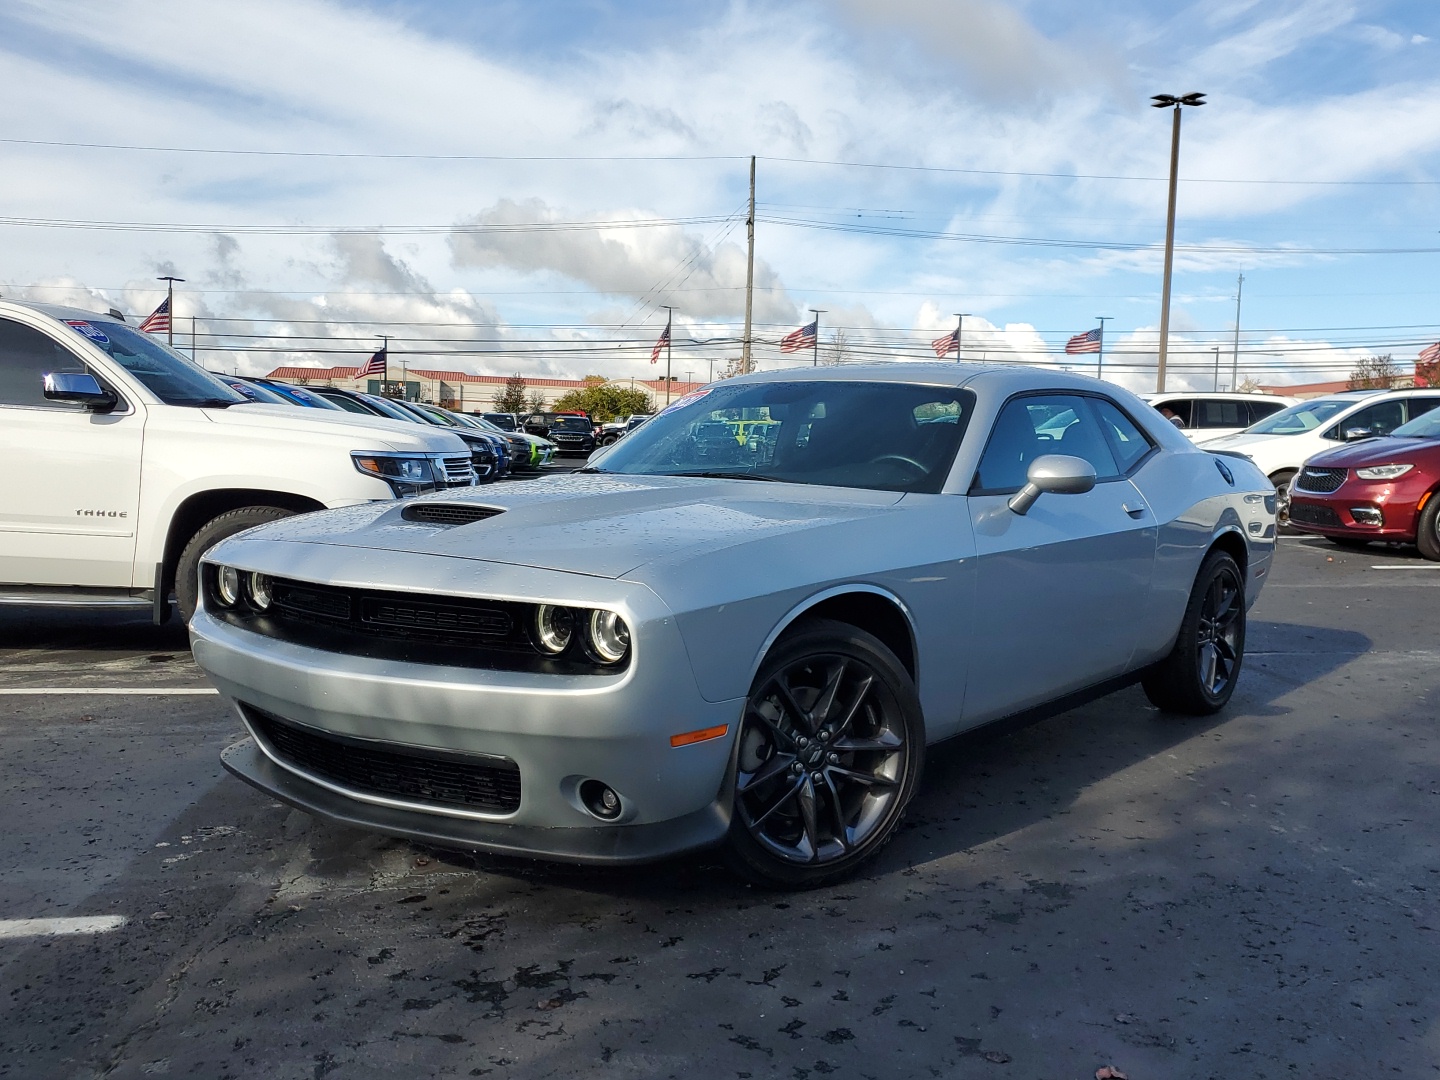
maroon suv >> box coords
[1288,406,1440,559]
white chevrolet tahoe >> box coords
[0,300,475,623]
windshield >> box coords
[1392,408,1440,439]
[65,318,247,407]
[1246,397,1355,435]
[550,416,591,432]
[591,380,974,493]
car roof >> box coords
[1145,391,1299,403]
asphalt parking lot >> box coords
[2,535,1438,1079]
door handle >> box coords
[1121,501,1146,517]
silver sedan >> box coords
[190,364,1276,887]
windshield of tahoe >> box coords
[591,380,972,493]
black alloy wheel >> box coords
[1142,549,1246,715]
[725,619,923,888]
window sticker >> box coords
[659,387,714,416]
[65,320,110,345]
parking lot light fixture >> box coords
[1152,91,1206,394]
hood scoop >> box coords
[401,503,506,526]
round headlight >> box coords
[587,609,630,664]
[248,572,272,611]
[534,604,575,654]
[216,565,241,607]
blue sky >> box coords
[2,0,1439,393]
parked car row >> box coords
[1154,387,1440,559]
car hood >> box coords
[250,473,906,579]
[1304,434,1440,467]
[1196,432,1292,451]
[199,402,469,454]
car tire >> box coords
[1269,470,1297,529]
[1142,549,1246,716]
[724,619,924,889]
[175,506,296,623]
[1418,493,1440,562]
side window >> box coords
[1245,399,1287,425]
[974,394,1119,492]
[1198,400,1244,428]
[1093,398,1154,473]
[1154,398,1191,426]
[1406,398,1440,422]
[1338,400,1405,438]
[0,318,89,407]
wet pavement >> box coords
[1,535,1437,1078]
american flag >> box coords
[358,347,387,378]
[931,328,959,358]
[138,297,171,335]
[649,323,670,364]
[779,320,817,353]
[1419,342,1440,365]
[1065,328,1102,354]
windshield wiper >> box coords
[669,470,780,482]
[187,397,248,408]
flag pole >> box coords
[742,156,755,375]
[1096,316,1112,381]
[810,309,825,367]
[380,334,389,386]
[953,313,969,361]
[661,306,674,407]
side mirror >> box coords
[43,372,117,411]
[1008,454,1097,515]
[1343,427,1372,441]
[1168,415,1185,428]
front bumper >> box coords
[1288,479,1425,540]
[190,577,742,864]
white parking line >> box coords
[1370,564,1440,571]
[0,688,219,696]
[0,916,127,939]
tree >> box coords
[824,329,850,366]
[1416,355,1440,389]
[551,381,655,421]
[1236,376,1261,393]
[492,374,529,413]
[1348,354,1399,390]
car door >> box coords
[0,316,145,588]
[1325,398,1407,442]
[962,393,1158,722]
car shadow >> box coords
[423,619,1370,898]
[0,608,190,652]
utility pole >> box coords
[1231,272,1244,393]
[1213,345,1221,391]
[191,315,197,361]
[661,306,675,407]
[810,309,826,367]
[1096,316,1112,381]
[157,275,184,347]
[1151,92,1205,393]
[707,357,718,383]
[742,156,756,375]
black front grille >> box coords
[226,577,624,675]
[1289,501,1343,527]
[246,705,521,814]
[401,503,504,526]
[1295,467,1347,493]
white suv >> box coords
[1145,392,1298,442]
[1199,388,1440,512]
[0,300,474,623]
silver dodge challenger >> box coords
[191,364,1276,887]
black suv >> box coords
[524,412,596,455]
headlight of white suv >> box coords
[351,452,450,496]
[1355,464,1413,480]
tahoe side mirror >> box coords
[1008,454,1097,515]
[43,372,117,411]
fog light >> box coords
[1350,506,1384,526]
[587,609,630,664]
[248,572,272,610]
[579,779,623,820]
[533,604,575,654]
[216,566,241,607]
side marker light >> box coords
[670,724,729,748]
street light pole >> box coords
[661,305,675,407]
[1213,345,1221,391]
[1231,272,1244,392]
[810,309,826,367]
[1151,92,1205,394]
[157,275,184,347]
